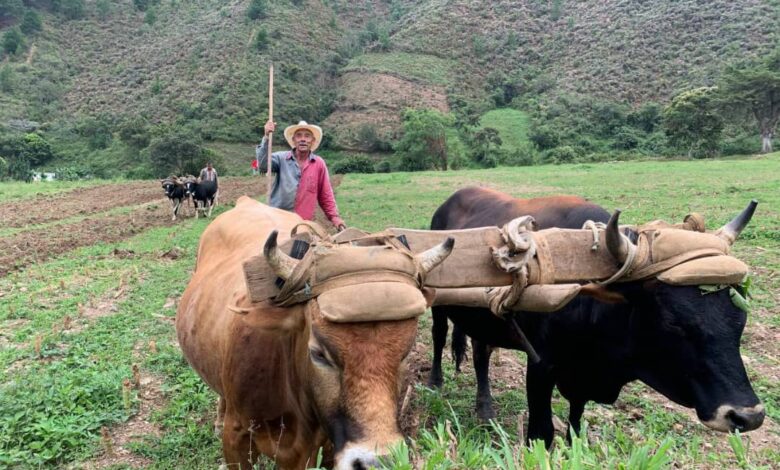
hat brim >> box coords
[284,124,323,152]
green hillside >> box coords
[0,0,778,177]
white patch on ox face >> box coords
[335,446,380,470]
[702,403,765,432]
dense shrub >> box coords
[52,0,85,19]
[374,160,392,173]
[20,9,43,34]
[77,116,113,150]
[395,109,454,171]
[331,155,375,174]
[611,126,642,150]
[627,102,662,133]
[721,134,760,156]
[247,0,267,20]
[0,133,56,180]
[132,0,159,12]
[504,143,537,166]
[0,0,23,20]
[529,124,561,150]
[95,0,111,19]
[118,117,151,149]
[254,27,268,51]
[0,64,15,92]
[541,145,582,164]
[144,7,157,25]
[355,124,391,151]
[2,27,23,56]
[468,127,502,167]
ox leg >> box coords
[567,400,585,442]
[526,363,555,447]
[451,322,467,373]
[428,307,448,389]
[173,200,180,221]
[195,201,201,219]
[472,339,496,421]
[214,396,226,437]
[221,411,254,469]
[207,200,213,218]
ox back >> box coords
[429,186,763,446]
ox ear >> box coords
[579,283,627,304]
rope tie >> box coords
[487,216,537,316]
[582,220,606,250]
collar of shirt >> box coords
[285,151,316,161]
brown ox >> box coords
[176,196,453,469]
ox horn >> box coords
[605,209,633,264]
[417,237,455,275]
[717,200,758,245]
[264,230,299,280]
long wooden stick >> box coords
[266,64,274,204]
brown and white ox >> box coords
[176,196,453,469]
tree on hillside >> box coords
[146,130,210,177]
[394,109,453,171]
[469,127,503,167]
[662,87,723,158]
[2,27,23,56]
[718,48,780,153]
[21,9,43,34]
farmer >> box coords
[257,120,346,231]
[199,161,218,185]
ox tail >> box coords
[451,322,467,373]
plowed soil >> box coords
[0,182,166,228]
[0,177,346,277]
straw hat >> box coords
[284,121,323,151]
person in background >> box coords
[199,161,218,185]
[257,120,346,231]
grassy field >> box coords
[478,109,532,154]
[1,155,779,468]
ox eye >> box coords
[309,348,332,367]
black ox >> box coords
[161,178,187,221]
[184,179,218,219]
[429,186,764,446]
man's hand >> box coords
[264,120,276,137]
[337,224,347,232]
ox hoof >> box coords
[427,374,443,390]
[477,402,496,422]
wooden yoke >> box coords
[388,227,619,288]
